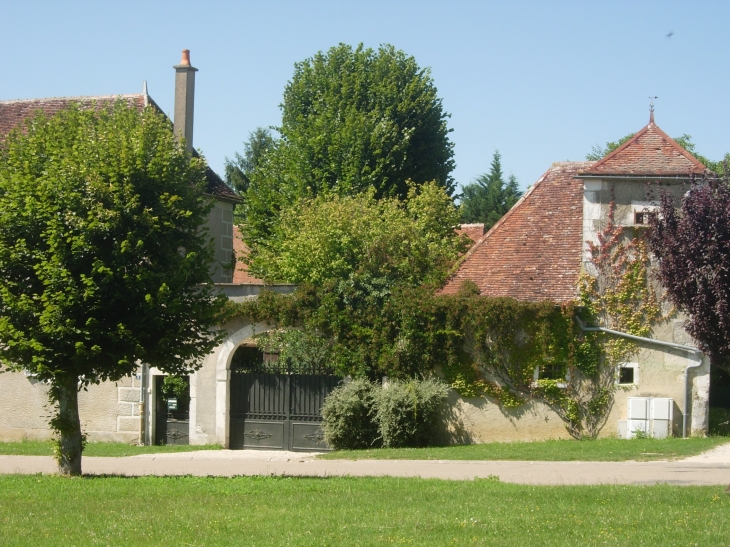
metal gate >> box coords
[229,360,340,451]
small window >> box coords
[619,366,635,385]
[634,212,657,225]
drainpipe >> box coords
[138,363,150,446]
[574,316,704,438]
[682,357,703,438]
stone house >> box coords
[0,51,265,445]
[0,47,713,447]
[439,113,710,441]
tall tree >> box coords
[647,172,730,374]
[224,127,276,195]
[460,151,522,230]
[0,103,225,475]
[243,43,456,249]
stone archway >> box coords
[214,322,272,447]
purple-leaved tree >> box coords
[648,171,730,374]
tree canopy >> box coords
[0,102,225,475]
[224,127,276,195]
[250,181,469,288]
[648,172,730,374]
[459,151,522,230]
[242,43,456,248]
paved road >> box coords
[1,443,729,485]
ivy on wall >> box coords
[225,201,666,440]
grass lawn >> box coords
[319,436,730,462]
[0,475,727,546]
[0,441,222,457]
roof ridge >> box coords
[0,94,144,104]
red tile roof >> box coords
[232,226,263,284]
[0,95,241,203]
[456,223,485,243]
[580,121,706,177]
[440,162,592,302]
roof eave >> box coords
[575,173,699,180]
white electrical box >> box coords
[627,397,650,420]
[628,419,648,437]
[650,398,673,421]
[621,397,673,439]
[651,420,669,439]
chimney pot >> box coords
[180,49,191,67]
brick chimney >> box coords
[173,49,198,154]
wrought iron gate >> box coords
[230,360,340,451]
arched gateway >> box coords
[207,321,340,451]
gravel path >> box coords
[1,443,728,485]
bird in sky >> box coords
[666,31,674,38]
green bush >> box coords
[321,378,381,450]
[709,407,730,436]
[375,378,449,448]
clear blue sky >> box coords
[3,1,728,191]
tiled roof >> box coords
[439,162,592,303]
[0,95,241,203]
[580,121,706,177]
[456,223,485,243]
[0,95,147,139]
[232,225,263,284]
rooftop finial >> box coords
[142,80,148,95]
[649,96,658,124]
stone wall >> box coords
[0,370,141,443]
[205,200,234,283]
[440,342,709,442]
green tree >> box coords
[460,151,522,230]
[243,43,456,248]
[224,127,276,195]
[0,103,225,475]
[251,181,468,288]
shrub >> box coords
[375,378,449,448]
[709,407,730,437]
[321,378,381,450]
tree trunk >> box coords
[53,376,83,476]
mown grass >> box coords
[0,475,727,546]
[319,436,730,461]
[0,441,222,457]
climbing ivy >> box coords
[227,201,666,440]
[573,199,669,437]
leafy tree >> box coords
[460,151,522,230]
[647,172,730,374]
[224,127,276,195]
[250,181,469,288]
[243,43,456,247]
[0,103,225,475]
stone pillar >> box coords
[691,354,711,436]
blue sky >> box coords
[2,1,728,191]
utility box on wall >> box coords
[618,397,673,439]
